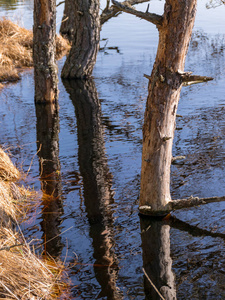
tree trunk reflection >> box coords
[63,79,122,299]
[35,104,63,257]
[140,217,176,300]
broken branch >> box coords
[139,195,225,216]
[101,0,150,25]
[181,74,213,85]
[112,0,163,26]
[171,155,186,163]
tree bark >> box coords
[60,0,76,41]
[33,0,58,103]
[61,0,100,79]
[139,0,197,215]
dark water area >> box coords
[1,0,225,299]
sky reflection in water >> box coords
[0,0,225,298]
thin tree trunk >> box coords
[33,0,58,103]
[36,104,63,256]
[60,0,76,41]
[61,0,100,79]
[140,0,197,215]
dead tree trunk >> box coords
[140,0,197,215]
[33,0,58,103]
[61,0,100,79]
[112,0,216,216]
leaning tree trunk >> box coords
[61,0,100,79]
[139,0,197,215]
[33,0,58,103]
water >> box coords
[0,0,225,299]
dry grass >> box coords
[0,18,70,84]
[0,148,70,299]
[0,147,20,181]
[0,227,67,299]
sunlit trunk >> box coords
[140,0,197,215]
[33,0,58,103]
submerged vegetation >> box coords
[0,147,69,299]
[0,18,70,84]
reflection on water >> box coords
[0,0,225,298]
[36,103,64,257]
[0,0,32,10]
[140,217,176,300]
[63,79,122,299]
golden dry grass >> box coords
[0,18,70,84]
[0,227,67,299]
[0,147,20,181]
[0,148,70,299]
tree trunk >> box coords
[60,0,76,41]
[61,0,100,79]
[140,0,197,215]
[33,0,58,103]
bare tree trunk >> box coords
[33,0,58,103]
[60,0,76,41]
[61,0,100,79]
[139,0,197,215]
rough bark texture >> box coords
[60,0,76,41]
[36,104,63,256]
[140,217,176,300]
[33,0,58,103]
[61,0,100,79]
[140,0,197,215]
[63,79,122,299]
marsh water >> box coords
[1,0,225,299]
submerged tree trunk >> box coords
[33,0,58,103]
[139,0,197,215]
[61,0,100,79]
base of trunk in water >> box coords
[139,195,225,216]
[139,205,171,217]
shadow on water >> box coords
[63,78,122,299]
[140,214,225,300]
[35,103,64,257]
